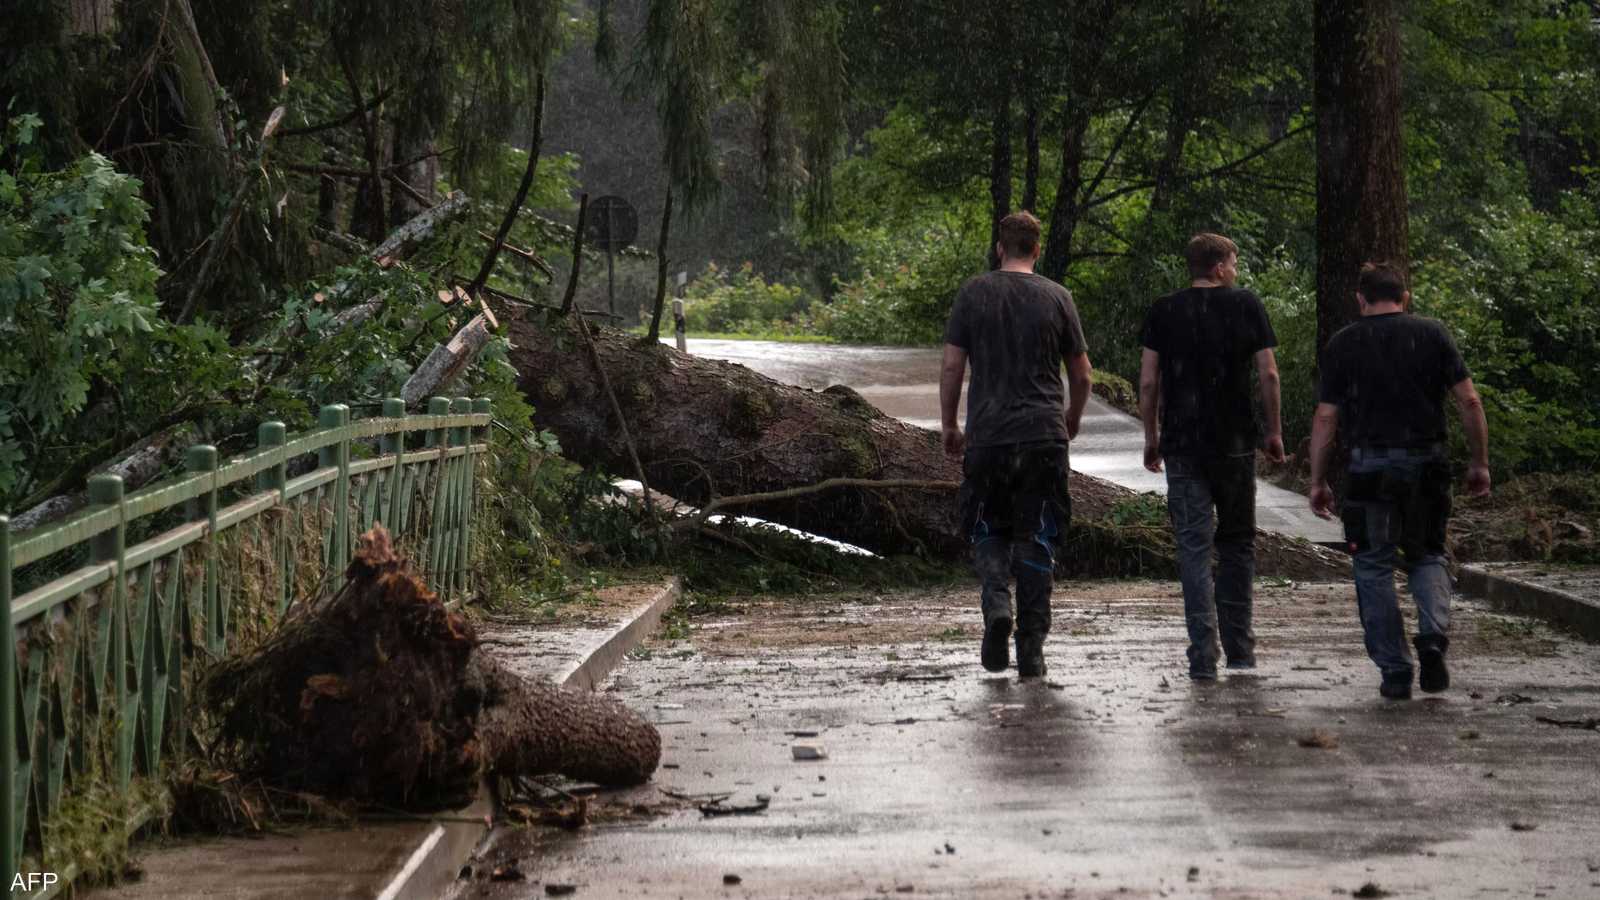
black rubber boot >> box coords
[1016,632,1047,679]
[981,616,1012,673]
[1415,634,1450,693]
[1380,668,1413,700]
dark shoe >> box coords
[1189,667,1218,681]
[981,616,1012,673]
[1016,632,1046,678]
[1415,634,1450,693]
[1225,656,1257,671]
[1380,669,1413,700]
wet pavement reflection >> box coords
[457,581,1600,899]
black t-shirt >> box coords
[1140,286,1277,457]
[943,271,1088,448]
[1317,312,1470,449]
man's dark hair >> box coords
[998,211,1042,259]
[1185,232,1238,278]
[1358,261,1408,303]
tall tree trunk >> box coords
[1039,110,1089,284]
[646,188,674,342]
[1150,0,1209,217]
[1021,88,1040,213]
[986,74,1014,270]
[1314,0,1408,356]
[389,114,438,224]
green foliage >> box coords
[0,117,190,500]
[1414,201,1600,473]
[681,262,810,334]
[814,223,985,345]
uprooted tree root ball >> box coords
[203,526,660,810]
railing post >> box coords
[185,447,222,655]
[1,514,15,882]
[382,398,406,534]
[255,422,287,494]
[319,405,351,568]
[88,475,133,787]
[465,398,491,599]
[425,397,451,583]
[450,398,471,596]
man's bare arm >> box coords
[1065,351,1093,440]
[940,343,968,456]
[1307,402,1340,518]
[1451,377,1491,496]
[1138,348,1162,472]
[1255,347,1285,462]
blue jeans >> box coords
[1342,449,1453,676]
[1165,454,1257,673]
[958,441,1072,637]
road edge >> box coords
[375,577,682,900]
[1458,564,1599,642]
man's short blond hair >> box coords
[1185,232,1238,279]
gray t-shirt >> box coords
[943,271,1088,448]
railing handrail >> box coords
[6,410,488,570]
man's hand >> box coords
[1143,440,1163,473]
[1309,481,1337,520]
[1066,415,1082,441]
[942,425,965,457]
[1465,463,1491,497]
[1263,433,1286,465]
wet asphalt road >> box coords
[672,339,1342,544]
[455,581,1600,899]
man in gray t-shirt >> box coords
[940,211,1092,679]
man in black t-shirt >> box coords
[941,211,1092,679]
[1310,262,1491,700]
[1139,233,1285,680]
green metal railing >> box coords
[1,396,492,887]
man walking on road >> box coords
[1139,233,1285,680]
[1309,261,1491,700]
[941,211,1092,679]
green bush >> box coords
[0,115,172,501]
[681,262,811,334]
[814,226,984,345]
[1414,201,1600,473]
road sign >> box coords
[585,195,638,252]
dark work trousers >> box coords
[1164,453,1257,674]
[958,441,1072,638]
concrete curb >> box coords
[1458,565,1600,641]
[374,577,682,900]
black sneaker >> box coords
[981,616,1012,673]
[1016,632,1046,678]
[1225,656,1257,671]
[1380,669,1413,700]
[1415,635,1450,693]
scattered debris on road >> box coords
[1297,729,1340,749]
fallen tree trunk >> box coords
[507,317,1346,579]
[204,526,659,810]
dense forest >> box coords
[2,0,1597,556]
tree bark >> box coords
[204,526,660,810]
[1039,110,1089,284]
[505,317,1348,578]
[645,188,673,342]
[1021,89,1040,214]
[1314,0,1409,356]
[986,71,1014,270]
[402,314,496,408]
